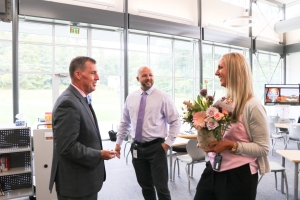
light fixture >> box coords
[137,9,193,23]
[274,15,300,34]
[73,0,115,8]
[223,16,256,28]
[206,23,247,36]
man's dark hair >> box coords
[69,56,96,79]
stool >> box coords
[258,161,288,200]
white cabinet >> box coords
[0,127,34,199]
[33,128,57,200]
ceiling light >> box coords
[274,15,300,34]
[206,23,247,36]
[73,0,115,8]
[223,16,256,28]
[138,9,193,23]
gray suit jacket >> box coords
[49,85,105,197]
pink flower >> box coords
[214,112,224,121]
[206,107,219,117]
[193,111,206,129]
[206,118,219,130]
[222,109,228,115]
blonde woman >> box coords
[194,52,270,200]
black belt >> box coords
[134,138,165,148]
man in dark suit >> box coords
[49,56,116,200]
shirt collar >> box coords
[139,86,154,95]
[71,83,87,97]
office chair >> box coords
[268,116,279,123]
[258,161,288,200]
[123,134,133,165]
[173,139,206,191]
[269,123,286,156]
[284,124,300,150]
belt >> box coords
[134,138,165,148]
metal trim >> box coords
[129,14,200,40]
[19,0,124,28]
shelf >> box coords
[0,167,31,177]
[0,126,29,130]
[0,188,33,200]
[0,147,31,154]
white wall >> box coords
[202,0,248,35]
[43,0,124,12]
[128,0,198,26]
[286,29,300,45]
[252,8,281,43]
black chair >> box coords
[298,116,300,123]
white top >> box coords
[116,86,181,147]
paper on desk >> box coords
[213,100,233,112]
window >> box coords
[128,33,200,115]
[0,22,13,124]
[252,52,283,101]
[16,20,123,139]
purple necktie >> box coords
[135,92,147,142]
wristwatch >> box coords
[231,142,237,152]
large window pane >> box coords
[174,40,193,57]
[150,54,172,76]
[0,21,12,40]
[0,41,12,72]
[19,74,53,126]
[0,73,13,124]
[128,51,147,92]
[19,22,52,43]
[55,46,87,72]
[150,37,172,54]
[175,78,193,115]
[55,25,87,46]
[203,59,213,79]
[128,34,147,52]
[155,78,172,96]
[92,48,121,75]
[174,57,194,77]
[203,44,212,59]
[19,44,52,72]
[214,46,229,60]
[92,29,121,49]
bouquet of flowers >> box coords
[182,87,233,149]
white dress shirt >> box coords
[116,86,181,147]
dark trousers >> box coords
[57,192,98,200]
[131,140,171,200]
[194,161,258,200]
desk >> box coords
[169,137,190,181]
[276,150,300,200]
[178,133,197,139]
[275,123,290,129]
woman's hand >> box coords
[203,140,236,154]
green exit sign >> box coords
[70,27,80,34]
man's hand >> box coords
[161,143,169,153]
[115,144,121,159]
[101,150,117,160]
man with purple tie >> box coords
[115,66,181,200]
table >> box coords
[169,137,190,181]
[275,123,290,129]
[276,150,300,200]
[177,133,197,139]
